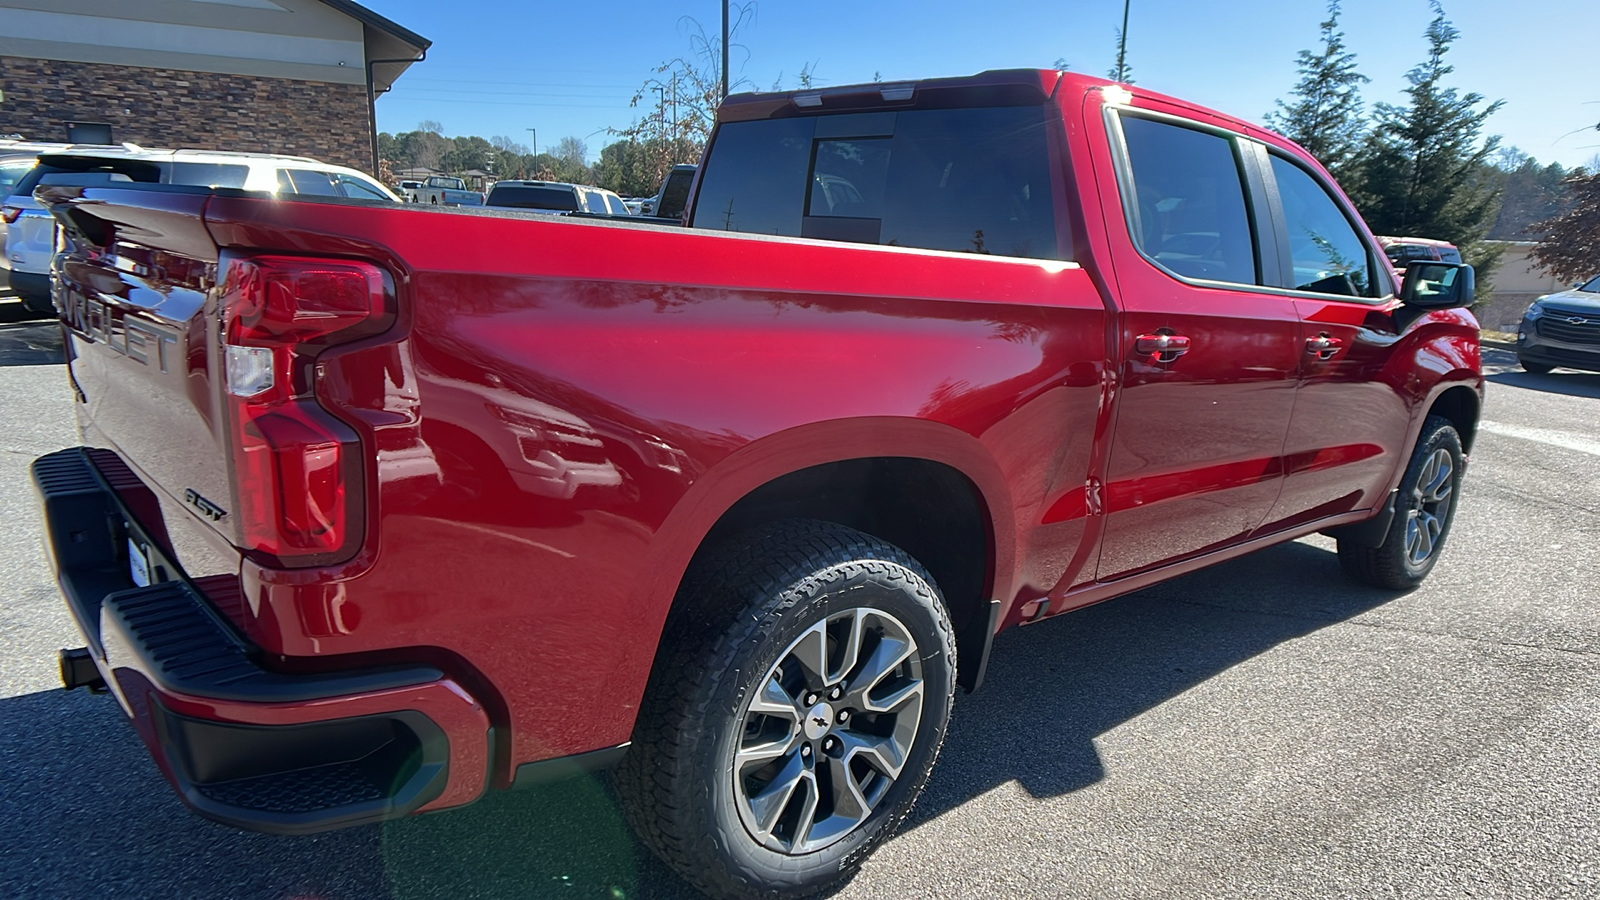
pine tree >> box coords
[1351,1,1503,273]
[1265,1,1368,179]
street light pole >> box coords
[1115,0,1131,83]
[526,127,537,158]
[720,0,729,101]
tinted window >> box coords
[694,120,812,234]
[170,162,248,189]
[1270,155,1375,297]
[278,168,339,197]
[485,185,579,211]
[693,106,1060,259]
[1119,115,1256,285]
[336,175,390,201]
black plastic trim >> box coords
[959,598,1004,693]
[153,702,449,835]
[32,448,441,702]
[1322,490,1398,549]
[511,744,630,789]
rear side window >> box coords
[1269,155,1376,297]
[1,160,35,198]
[583,190,609,214]
[1118,115,1257,286]
[486,185,579,211]
[693,106,1061,260]
[170,162,248,189]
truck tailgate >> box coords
[49,187,239,558]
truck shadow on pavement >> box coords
[0,540,1397,900]
[1485,369,1600,401]
[0,317,65,366]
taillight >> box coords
[220,256,389,562]
[1,207,20,225]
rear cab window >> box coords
[487,185,580,211]
[692,105,1064,260]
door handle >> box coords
[1305,333,1343,360]
[1134,332,1191,363]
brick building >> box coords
[0,0,428,174]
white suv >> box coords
[2,147,397,312]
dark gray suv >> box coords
[1517,274,1600,374]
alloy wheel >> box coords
[731,607,924,854]
[1404,447,1454,568]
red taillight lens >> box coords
[220,255,389,563]
[1,207,21,225]
[233,403,349,555]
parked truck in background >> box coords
[32,70,1481,900]
[398,173,483,206]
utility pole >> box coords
[720,0,729,101]
[1115,0,1131,82]
[526,127,537,158]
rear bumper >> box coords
[32,448,492,835]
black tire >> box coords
[615,519,956,900]
[1518,357,1554,375]
[1338,415,1464,590]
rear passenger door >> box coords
[1090,104,1302,579]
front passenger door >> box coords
[1254,150,1411,532]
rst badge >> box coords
[184,488,227,521]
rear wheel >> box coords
[1338,415,1464,590]
[615,519,955,900]
[1518,357,1554,375]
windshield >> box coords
[486,185,579,211]
[1581,275,1600,292]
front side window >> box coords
[605,194,629,215]
[277,168,339,197]
[693,106,1061,259]
[583,189,609,214]
[1118,115,1257,286]
[1269,155,1376,297]
[336,174,390,201]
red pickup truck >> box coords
[33,70,1481,899]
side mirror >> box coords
[1401,262,1474,309]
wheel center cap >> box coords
[803,702,834,740]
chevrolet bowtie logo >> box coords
[1567,316,1590,325]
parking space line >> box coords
[1479,420,1600,458]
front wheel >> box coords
[615,519,956,900]
[1338,415,1464,590]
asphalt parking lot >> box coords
[2,296,1596,899]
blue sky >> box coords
[368,0,1599,168]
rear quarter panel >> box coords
[203,199,1110,773]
